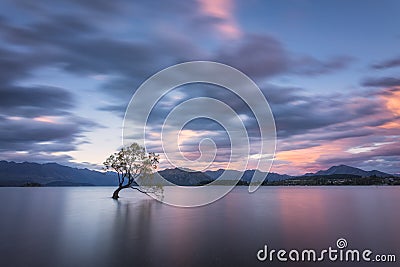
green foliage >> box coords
[103,143,163,199]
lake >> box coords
[0,186,399,267]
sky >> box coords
[0,0,399,175]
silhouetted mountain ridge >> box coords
[0,161,118,186]
[158,168,212,186]
[204,169,291,182]
[0,161,396,186]
[313,164,392,178]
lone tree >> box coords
[103,143,162,199]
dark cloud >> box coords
[377,86,400,96]
[1,23,168,79]
[293,55,354,76]
[0,116,98,152]
[317,142,400,174]
[0,85,74,117]
[12,0,126,17]
[371,56,400,69]
[271,96,350,138]
[127,80,395,170]
[270,85,396,143]
[217,34,289,78]
[216,34,353,80]
[0,14,96,46]
[0,15,100,161]
[262,85,307,104]
[0,0,395,173]
[2,12,352,116]
[0,47,48,84]
[55,35,204,102]
[362,77,400,87]
[139,82,392,144]
[49,31,353,120]
[273,103,338,137]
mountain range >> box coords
[0,161,119,186]
[311,164,392,177]
[0,160,396,187]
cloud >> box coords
[362,77,400,87]
[315,141,400,175]
[381,87,400,116]
[0,115,98,152]
[217,34,289,78]
[0,85,74,117]
[1,9,353,110]
[128,81,393,143]
[371,56,400,69]
[272,87,400,174]
[216,34,354,80]
[0,47,48,85]
[0,15,101,164]
[0,0,396,174]
[198,0,241,39]
[293,55,354,76]
[1,14,96,45]
[12,0,126,17]
[278,88,396,140]
[266,87,384,138]
[122,78,400,173]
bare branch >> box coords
[130,186,151,196]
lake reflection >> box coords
[0,186,399,267]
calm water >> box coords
[0,186,399,267]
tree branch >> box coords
[130,186,151,196]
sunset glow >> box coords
[33,116,57,124]
[198,0,241,38]
[383,88,400,116]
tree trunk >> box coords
[112,186,123,199]
[112,183,132,199]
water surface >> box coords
[0,186,399,267]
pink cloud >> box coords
[198,0,241,39]
[271,87,400,174]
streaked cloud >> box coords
[362,77,400,87]
[372,56,400,69]
[0,0,399,174]
[198,0,241,39]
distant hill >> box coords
[204,169,291,182]
[0,161,118,186]
[158,168,212,186]
[0,161,396,186]
[313,164,392,178]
